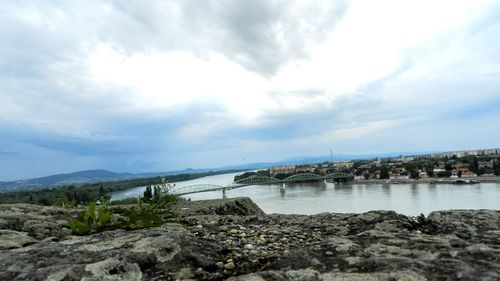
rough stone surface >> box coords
[0,198,499,280]
[0,203,80,239]
[172,197,265,217]
[0,229,38,250]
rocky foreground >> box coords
[0,198,499,280]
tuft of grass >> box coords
[407,213,440,234]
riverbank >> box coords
[350,175,500,184]
[1,198,499,280]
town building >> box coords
[270,165,296,176]
[419,172,429,179]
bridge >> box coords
[170,172,354,197]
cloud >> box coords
[186,0,351,75]
[1,0,500,180]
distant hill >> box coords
[0,169,136,192]
[217,152,433,170]
[0,168,243,192]
[279,151,433,164]
[0,151,434,192]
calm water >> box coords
[111,172,500,216]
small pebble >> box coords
[224,262,235,270]
[310,258,321,266]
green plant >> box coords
[143,185,153,202]
[66,201,116,235]
[150,179,177,205]
[66,220,92,235]
[65,198,179,235]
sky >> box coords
[1,0,500,180]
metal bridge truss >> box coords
[171,172,353,196]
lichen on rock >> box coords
[0,198,499,280]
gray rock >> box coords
[23,219,66,240]
[173,197,265,216]
[0,230,38,250]
[82,258,142,281]
[0,201,499,280]
[232,269,428,281]
[224,261,235,270]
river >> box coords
[110,172,500,216]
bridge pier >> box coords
[280,183,286,191]
[222,188,227,199]
[280,187,286,198]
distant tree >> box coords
[426,166,435,178]
[38,197,50,205]
[257,169,271,177]
[143,185,153,202]
[274,173,289,180]
[445,163,453,171]
[437,171,451,178]
[380,167,390,179]
[363,172,370,180]
[494,160,500,176]
[153,185,161,202]
[406,163,419,179]
[410,169,419,179]
[477,167,486,176]
[234,171,257,181]
[470,156,479,173]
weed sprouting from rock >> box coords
[66,186,180,235]
[406,213,441,234]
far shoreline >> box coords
[346,176,500,184]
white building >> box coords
[390,174,410,180]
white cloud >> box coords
[87,44,274,121]
[1,0,500,178]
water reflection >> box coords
[411,184,419,197]
[334,183,353,195]
[382,184,391,196]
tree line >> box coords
[0,170,244,206]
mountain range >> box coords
[0,151,432,192]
